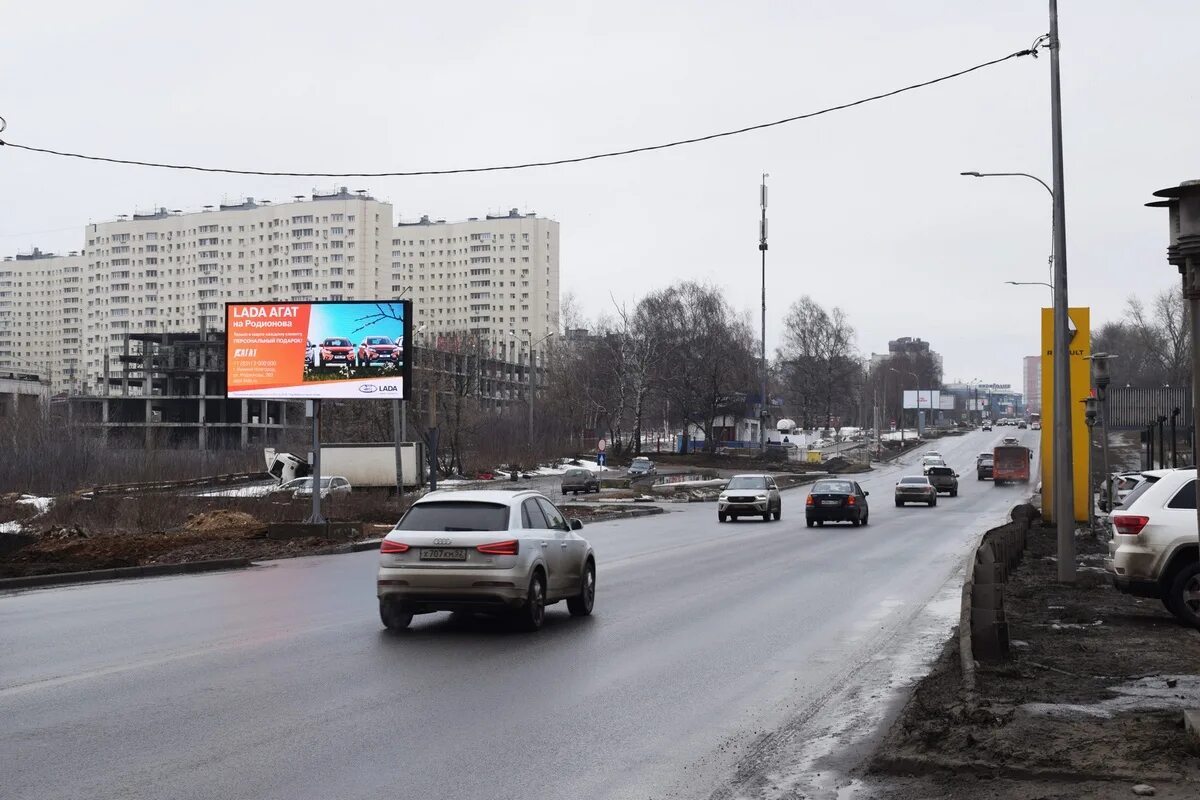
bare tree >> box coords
[776,297,859,432]
[1093,288,1192,388]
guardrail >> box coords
[81,471,272,497]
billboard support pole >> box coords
[400,398,410,503]
[306,400,326,525]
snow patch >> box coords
[17,495,54,515]
[1022,675,1200,719]
[0,520,22,534]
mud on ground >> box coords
[870,521,1200,798]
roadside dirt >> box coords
[0,493,403,578]
[870,521,1200,798]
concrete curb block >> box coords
[0,557,252,591]
[344,538,384,553]
[872,754,1175,784]
[580,506,666,524]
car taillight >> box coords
[477,540,519,555]
[847,495,856,505]
[1112,515,1149,536]
[380,540,410,553]
[806,495,814,506]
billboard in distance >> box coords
[902,390,941,410]
[225,300,411,400]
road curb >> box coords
[0,557,252,591]
[579,506,666,524]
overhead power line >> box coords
[0,44,1040,179]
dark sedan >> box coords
[805,479,869,527]
[561,468,600,495]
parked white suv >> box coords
[1106,468,1200,628]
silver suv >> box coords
[1106,468,1200,627]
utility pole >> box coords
[759,174,769,452]
[1049,0,1076,582]
[305,400,326,524]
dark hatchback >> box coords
[805,479,869,527]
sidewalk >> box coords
[869,516,1200,798]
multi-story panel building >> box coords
[0,248,87,392]
[81,188,392,394]
[1,194,561,397]
[391,208,560,359]
[1023,355,1042,415]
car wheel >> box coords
[895,499,903,507]
[566,560,596,617]
[861,511,868,526]
[806,519,814,528]
[1166,562,1200,628]
[518,572,547,631]
[762,510,770,522]
[930,498,937,507]
[773,507,781,521]
[816,520,824,527]
[379,597,413,631]
[951,489,958,497]
[718,512,727,523]
[851,515,860,527]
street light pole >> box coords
[1005,280,1054,305]
[759,174,769,453]
[1048,0,1076,582]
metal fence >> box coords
[1104,386,1192,431]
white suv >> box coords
[1106,468,1200,628]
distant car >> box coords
[1017,421,1028,429]
[277,475,352,499]
[718,474,781,522]
[977,454,994,481]
[1100,472,1147,512]
[805,479,869,527]
[318,337,356,366]
[1002,436,1019,446]
[926,466,959,496]
[981,422,993,431]
[377,490,595,632]
[357,335,402,365]
[921,455,946,475]
[1031,421,1042,430]
[1106,468,1200,627]
[561,468,600,495]
[895,476,937,507]
[628,457,656,477]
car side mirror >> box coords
[864,491,870,496]
[570,518,583,531]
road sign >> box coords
[597,452,607,466]
[597,440,607,452]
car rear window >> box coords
[813,481,853,494]
[899,477,928,485]
[928,467,954,476]
[397,501,510,532]
[564,469,588,478]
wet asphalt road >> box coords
[0,429,1040,800]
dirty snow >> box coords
[0,520,22,534]
[17,495,54,515]
[1022,675,1200,719]
[196,484,278,498]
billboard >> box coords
[938,394,956,410]
[225,300,411,399]
[902,390,940,410]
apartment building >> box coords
[392,208,560,358]
[0,248,87,391]
[1023,355,1042,415]
[82,188,392,393]
[1,193,561,395]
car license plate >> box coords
[821,500,840,506]
[420,548,468,561]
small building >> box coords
[0,369,50,417]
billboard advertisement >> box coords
[225,300,411,399]
[902,390,940,410]
[938,394,956,410]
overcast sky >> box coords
[3,0,1197,390]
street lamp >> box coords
[1147,179,1200,555]
[1005,280,1054,304]
[963,160,1073,582]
